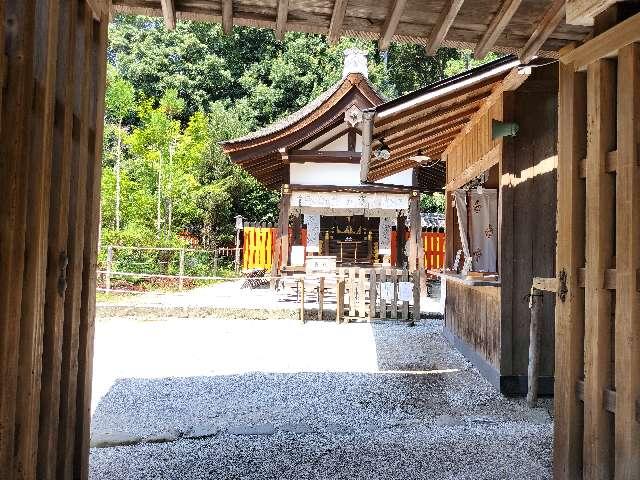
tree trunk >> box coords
[115,119,122,230]
[156,151,162,235]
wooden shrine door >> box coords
[0,1,110,479]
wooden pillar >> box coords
[270,186,291,288]
[614,43,640,479]
[554,49,587,480]
[0,1,38,478]
[408,188,422,319]
[38,0,78,477]
[396,213,406,267]
[583,58,616,480]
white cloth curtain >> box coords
[468,189,498,272]
[378,216,394,255]
[304,214,320,253]
[454,190,471,263]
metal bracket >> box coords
[57,251,69,296]
[558,269,568,303]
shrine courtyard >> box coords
[88,308,553,480]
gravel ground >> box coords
[90,318,553,480]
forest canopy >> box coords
[102,15,496,249]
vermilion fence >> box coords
[243,224,445,271]
[390,230,446,269]
[242,225,307,270]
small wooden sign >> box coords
[305,256,337,274]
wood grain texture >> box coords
[75,10,110,480]
[425,0,465,55]
[327,0,348,44]
[583,58,616,480]
[474,0,523,59]
[0,1,37,478]
[13,0,60,478]
[160,0,176,29]
[222,0,233,34]
[378,0,406,51]
[519,0,566,63]
[56,5,93,478]
[37,1,78,477]
[561,12,640,71]
[275,0,289,40]
[614,42,640,480]
[566,0,618,25]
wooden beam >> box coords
[327,0,348,45]
[614,42,640,479]
[37,1,78,477]
[378,0,407,52]
[275,0,289,40]
[222,0,233,35]
[532,276,559,293]
[579,148,617,177]
[425,0,465,55]
[566,0,618,25]
[288,150,361,163]
[13,0,60,478]
[56,4,93,478]
[561,12,640,71]
[553,50,587,480]
[474,0,523,59]
[360,110,374,182]
[160,0,176,30]
[583,58,616,480]
[519,0,565,63]
[0,1,37,478]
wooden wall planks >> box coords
[0,1,110,479]
[554,53,587,480]
[614,43,640,480]
[583,58,616,480]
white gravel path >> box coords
[90,317,553,480]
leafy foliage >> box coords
[102,14,498,258]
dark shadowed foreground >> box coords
[89,319,552,480]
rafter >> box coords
[474,0,523,59]
[275,0,289,40]
[566,0,618,25]
[222,0,233,35]
[160,0,176,30]
[519,0,566,63]
[378,0,407,52]
[425,0,465,55]
[328,0,349,45]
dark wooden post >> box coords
[396,214,406,267]
[270,186,291,289]
[408,189,422,320]
[527,286,542,407]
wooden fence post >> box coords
[105,245,113,292]
[336,279,345,324]
[213,249,218,277]
[527,286,542,407]
[299,279,305,323]
[318,276,324,321]
[178,249,185,291]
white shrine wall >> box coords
[290,162,413,187]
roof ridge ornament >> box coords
[342,48,369,78]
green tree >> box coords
[104,66,136,230]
